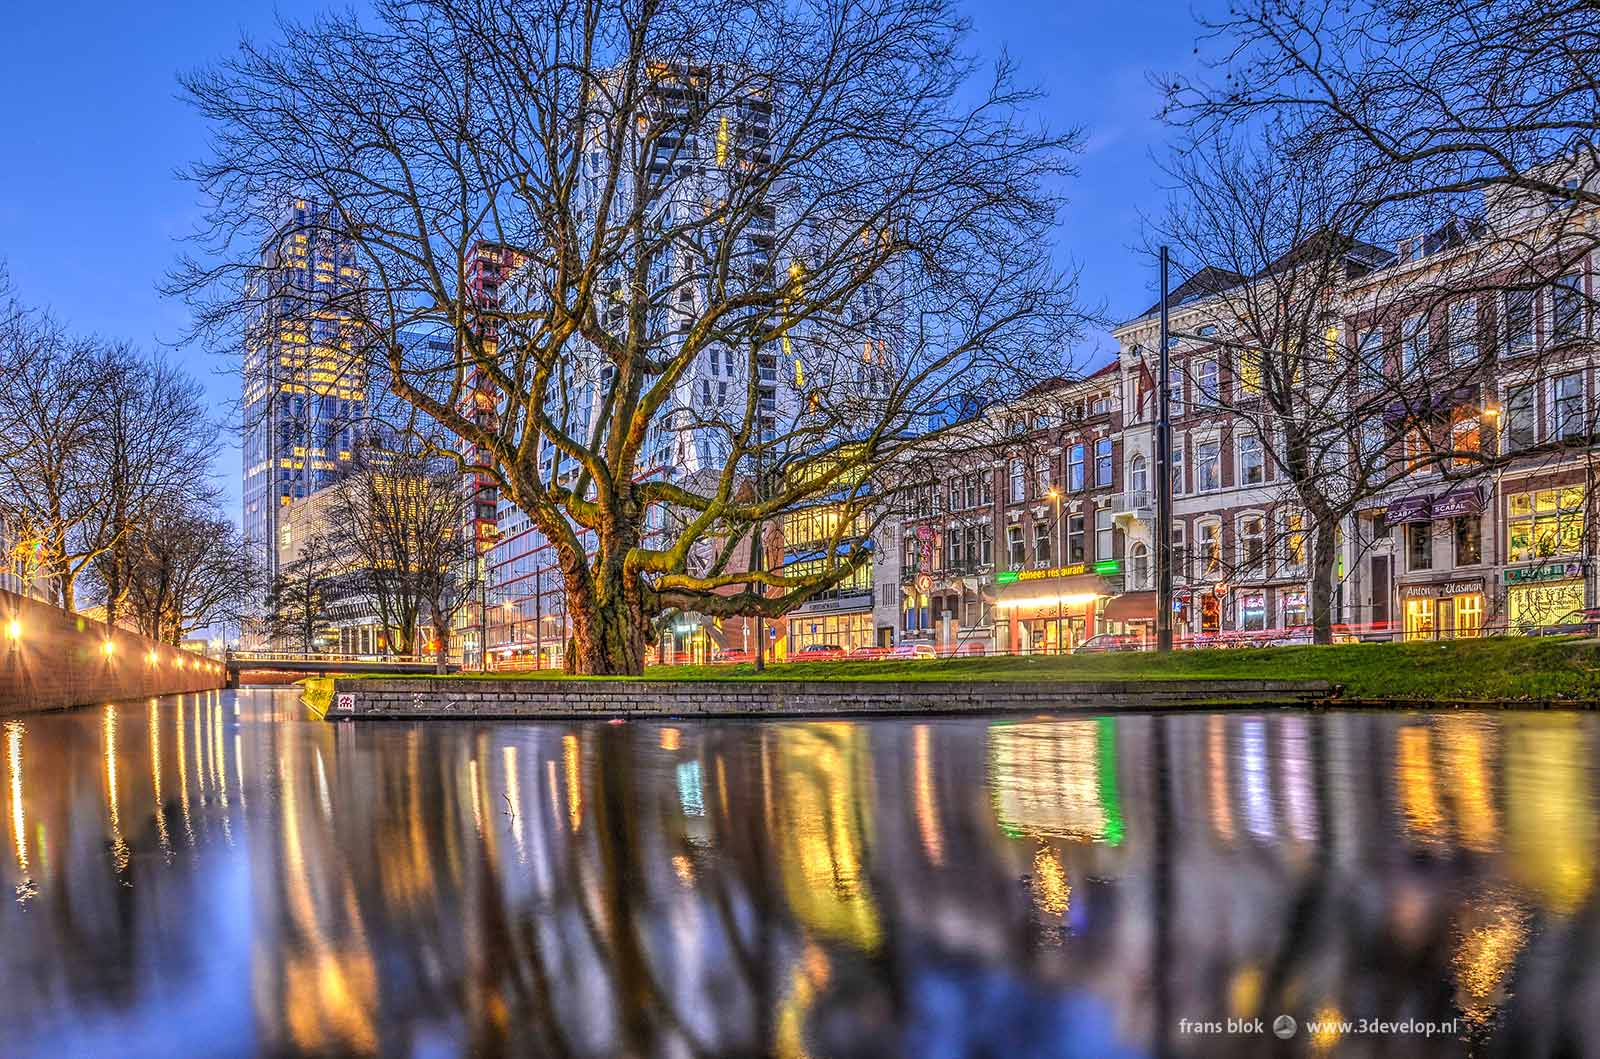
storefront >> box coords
[1102,590,1157,642]
[990,564,1114,654]
[1399,577,1486,640]
[1504,560,1588,631]
[787,600,876,654]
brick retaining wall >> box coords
[323,676,1332,720]
[0,589,227,716]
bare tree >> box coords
[325,446,477,670]
[174,0,1087,673]
[265,542,336,653]
[108,500,263,643]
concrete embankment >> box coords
[315,675,1333,720]
[0,588,226,716]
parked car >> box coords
[710,649,753,664]
[847,645,892,660]
[889,642,937,660]
[795,643,847,661]
[1073,634,1145,654]
[949,640,988,656]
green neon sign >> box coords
[995,571,1019,585]
[1094,559,1122,575]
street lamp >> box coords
[1048,487,1064,653]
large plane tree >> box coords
[175,0,1085,673]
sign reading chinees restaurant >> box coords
[1504,560,1585,585]
[998,563,1091,584]
[1398,577,1486,599]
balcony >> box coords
[1113,489,1154,528]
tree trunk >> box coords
[1310,521,1339,645]
[566,572,648,676]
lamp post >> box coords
[1155,246,1175,652]
[1048,487,1063,653]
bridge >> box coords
[225,651,447,686]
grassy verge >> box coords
[338,635,1600,702]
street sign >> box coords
[334,693,355,712]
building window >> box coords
[1282,511,1307,572]
[1238,435,1265,486]
[1095,438,1114,488]
[1454,515,1482,566]
[1402,313,1429,372]
[1282,591,1308,628]
[1451,409,1480,468]
[1007,524,1025,568]
[1068,444,1086,491]
[946,526,963,570]
[1505,288,1535,353]
[1239,591,1267,632]
[1508,486,1586,562]
[1196,359,1219,403]
[1357,327,1385,386]
[1095,508,1114,560]
[948,478,962,512]
[1067,514,1086,565]
[1198,521,1221,578]
[1552,273,1586,343]
[1034,519,1053,565]
[1504,384,1536,452]
[1130,542,1150,589]
[1550,373,1585,440]
[1009,457,1026,503]
[1172,523,1188,583]
[1171,443,1185,496]
[977,523,993,566]
[1196,439,1222,492]
[1034,454,1052,496]
[1237,347,1263,396]
[1448,300,1478,366]
[1129,454,1148,498]
[1238,515,1266,576]
[1407,521,1432,571]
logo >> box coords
[334,693,355,711]
[1272,1015,1297,1040]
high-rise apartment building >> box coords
[242,199,368,585]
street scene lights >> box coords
[1048,487,1065,653]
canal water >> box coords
[0,690,1593,1057]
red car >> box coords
[794,643,847,661]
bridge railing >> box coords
[227,651,439,666]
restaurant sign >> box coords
[1398,577,1486,599]
[1504,560,1586,585]
[999,563,1090,584]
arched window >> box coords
[1129,454,1148,497]
[1131,541,1151,589]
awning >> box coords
[990,572,1113,609]
[1385,494,1434,523]
[1383,383,1480,423]
[1102,591,1158,622]
[1431,484,1486,519]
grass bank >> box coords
[338,635,1600,703]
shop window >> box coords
[1201,592,1221,633]
[1454,516,1482,566]
[1503,384,1536,452]
[1407,522,1433,571]
[1238,435,1265,485]
[1282,591,1308,628]
[1095,438,1114,487]
[1196,439,1221,492]
[1067,514,1086,565]
[1007,525,1025,568]
[1239,592,1266,631]
[1454,593,1484,637]
[1508,486,1586,561]
[1068,444,1086,491]
[1504,288,1535,353]
[1405,597,1436,641]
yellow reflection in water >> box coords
[1032,845,1069,917]
[1438,717,1499,853]
[504,746,526,863]
[149,701,170,855]
[775,724,880,951]
[563,734,582,832]
[175,699,194,845]
[6,721,26,876]
[913,725,944,866]
[1396,726,1445,843]
[775,942,831,1059]
[104,705,129,873]
[1453,898,1528,1025]
[1506,719,1595,914]
[1209,715,1234,843]
[990,720,1106,841]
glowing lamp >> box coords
[101,640,115,658]
[5,619,19,642]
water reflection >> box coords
[2,692,1600,1055]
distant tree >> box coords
[175,0,1088,674]
[325,447,477,671]
[110,500,262,643]
[264,541,336,653]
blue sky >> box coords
[0,2,1208,521]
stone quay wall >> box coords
[0,589,227,716]
[323,676,1332,720]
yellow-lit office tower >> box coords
[241,199,368,586]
